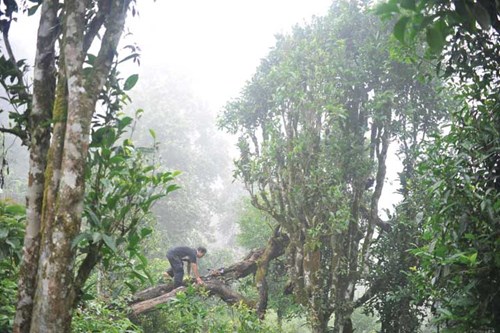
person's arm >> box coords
[191,263,204,284]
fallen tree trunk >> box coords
[130,287,186,316]
[129,230,289,317]
[130,280,256,317]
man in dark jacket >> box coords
[165,246,207,287]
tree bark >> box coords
[29,1,88,331]
[255,226,287,319]
[18,1,132,332]
[130,287,186,316]
[130,280,256,317]
[13,1,58,332]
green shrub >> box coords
[0,200,25,332]
[72,298,141,333]
[136,285,278,333]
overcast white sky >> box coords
[13,1,332,110]
[9,0,400,211]
[128,0,333,109]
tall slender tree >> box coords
[8,1,136,332]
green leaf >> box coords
[71,232,90,249]
[468,252,477,265]
[400,0,416,11]
[102,234,117,253]
[140,227,153,238]
[118,116,133,130]
[135,108,144,118]
[128,232,140,248]
[374,2,400,17]
[394,16,410,43]
[109,155,125,164]
[86,54,97,65]
[426,24,446,54]
[137,253,148,266]
[85,208,101,227]
[437,307,453,319]
[464,233,475,240]
[473,3,491,30]
[416,14,436,32]
[123,74,139,91]
[27,4,41,16]
[149,128,156,140]
[480,199,489,212]
[167,184,181,193]
[131,270,148,282]
[92,232,102,243]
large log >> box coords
[130,287,186,316]
[130,248,269,305]
[131,283,174,303]
[203,279,254,306]
[129,234,288,317]
[130,280,255,317]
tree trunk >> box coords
[255,226,287,319]
[333,279,355,333]
[30,2,89,330]
[16,1,132,332]
[310,314,329,333]
[13,1,58,332]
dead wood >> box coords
[130,231,289,317]
[130,287,186,316]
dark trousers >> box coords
[166,254,184,288]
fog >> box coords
[128,1,333,110]
[1,0,399,251]
[9,1,332,108]
[1,1,336,253]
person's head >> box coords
[196,246,207,258]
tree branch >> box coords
[83,0,110,53]
[360,205,391,233]
[87,0,131,98]
[353,278,384,309]
[130,232,289,317]
[0,126,28,144]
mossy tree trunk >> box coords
[13,1,58,332]
[255,227,287,319]
[14,1,132,332]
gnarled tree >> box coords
[219,1,447,332]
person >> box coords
[165,246,207,287]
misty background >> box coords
[0,0,399,265]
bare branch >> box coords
[0,127,28,145]
[83,0,110,53]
